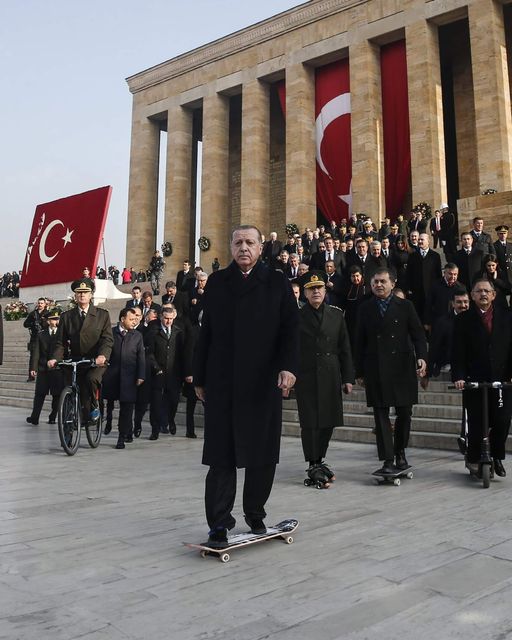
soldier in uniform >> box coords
[23,297,47,381]
[48,279,113,425]
[355,268,427,474]
[26,307,65,425]
[295,271,354,488]
[494,225,512,287]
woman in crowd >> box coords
[476,253,510,309]
[390,234,411,292]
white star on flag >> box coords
[338,181,352,215]
[62,228,74,247]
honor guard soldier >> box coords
[295,271,354,488]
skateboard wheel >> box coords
[315,482,324,489]
[220,553,230,563]
[200,550,208,558]
[406,472,413,480]
[304,479,311,486]
[393,478,401,486]
[284,536,294,545]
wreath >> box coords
[3,301,28,321]
[412,201,432,219]
[481,188,497,196]
[285,223,300,237]
[161,241,173,257]
[198,236,211,251]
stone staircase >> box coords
[0,297,484,451]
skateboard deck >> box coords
[184,518,299,562]
[372,466,413,486]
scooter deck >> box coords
[184,519,299,562]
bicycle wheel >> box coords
[58,387,81,455]
[85,405,102,448]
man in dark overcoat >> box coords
[493,225,512,286]
[147,305,192,439]
[23,297,47,381]
[295,271,354,485]
[26,307,64,425]
[194,225,298,547]
[451,279,512,476]
[48,279,113,424]
[355,268,427,473]
[454,232,484,290]
[406,233,442,326]
[101,307,145,449]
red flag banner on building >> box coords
[315,59,352,225]
[381,40,411,218]
[21,186,112,288]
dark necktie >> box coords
[121,329,126,338]
[80,310,86,327]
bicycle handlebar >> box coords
[448,381,512,390]
[56,359,98,368]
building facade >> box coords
[126,0,512,277]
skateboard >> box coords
[184,518,299,563]
[372,466,413,486]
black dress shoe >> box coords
[244,516,266,535]
[207,528,228,549]
[149,433,159,441]
[26,417,39,425]
[494,459,506,477]
[169,423,176,435]
[160,426,169,434]
[395,451,409,471]
[186,432,197,438]
[377,460,396,475]
[125,435,133,443]
[103,421,112,435]
[133,425,142,438]
[115,438,125,450]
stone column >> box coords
[240,79,270,233]
[201,93,231,268]
[164,105,194,280]
[126,110,160,271]
[469,0,512,192]
[406,19,447,209]
[285,63,316,233]
[350,41,385,219]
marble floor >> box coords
[1,405,512,640]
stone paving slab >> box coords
[1,405,512,639]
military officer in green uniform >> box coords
[295,271,355,488]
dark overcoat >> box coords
[295,303,354,431]
[193,260,299,469]
[147,324,191,403]
[355,296,427,408]
[0,306,3,365]
[102,327,146,403]
[31,329,64,396]
[52,305,113,362]
[406,249,442,321]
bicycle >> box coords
[56,359,103,455]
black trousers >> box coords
[301,428,334,462]
[464,388,512,463]
[104,399,135,439]
[205,464,276,531]
[134,402,148,429]
[31,392,59,422]
[150,387,178,435]
[373,406,412,461]
[73,367,106,422]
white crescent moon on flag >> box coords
[315,92,351,178]
[39,219,64,263]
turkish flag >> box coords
[316,60,352,225]
[21,186,112,288]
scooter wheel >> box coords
[482,464,491,489]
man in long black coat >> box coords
[101,307,145,448]
[194,225,298,547]
[355,268,427,473]
[451,279,512,476]
[494,225,512,285]
[406,233,442,325]
[295,271,354,485]
[454,233,484,290]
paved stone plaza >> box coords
[2,404,512,639]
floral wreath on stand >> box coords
[198,236,211,252]
[161,241,173,257]
[481,188,498,196]
[3,301,28,321]
[412,201,432,220]
[285,223,300,237]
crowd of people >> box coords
[18,208,512,546]
[0,270,22,297]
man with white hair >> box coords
[406,233,442,326]
[262,231,282,266]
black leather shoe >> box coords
[115,438,125,450]
[103,421,112,435]
[160,426,169,434]
[169,423,176,435]
[207,528,228,549]
[377,460,396,475]
[133,425,142,438]
[26,416,38,425]
[395,451,409,471]
[494,459,506,477]
[149,433,159,441]
[244,516,266,535]
[186,432,197,438]
[125,435,133,443]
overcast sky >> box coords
[0,0,299,274]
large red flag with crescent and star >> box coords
[21,186,112,288]
[315,59,352,225]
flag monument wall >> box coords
[126,0,512,279]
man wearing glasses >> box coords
[451,279,512,477]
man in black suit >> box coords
[23,297,47,381]
[469,217,493,256]
[439,203,457,260]
[141,291,161,323]
[324,260,343,306]
[408,211,428,234]
[365,241,389,283]
[310,237,343,273]
[494,225,512,285]
[424,263,462,329]
[26,308,65,425]
[194,225,298,547]
[161,280,189,318]
[406,233,442,325]
[48,279,113,425]
[429,210,443,248]
[355,268,427,473]
[261,232,282,266]
[101,307,146,449]
[452,279,512,476]
[147,305,191,439]
[346,238,370,281]
[454,232,484,290]
[176,260,194,292]
[125,286,143,310]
